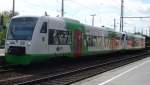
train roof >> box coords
[134,34,145,39]
[11,15,40,19]
[126,32,145,39]
[11,16,144,39]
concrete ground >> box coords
[71,56,150,85]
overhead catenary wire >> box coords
[69,0,101,14]
[19,0,58,14]
[18,0,102,17]
[20,0,43,10]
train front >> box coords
[5,16,38,65]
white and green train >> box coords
[5,16,145,65]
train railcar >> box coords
[125,33,145,50]
[145,35,150,49]
[5,16,145,65]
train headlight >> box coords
[6,41,10,45]
[27,42,31,46]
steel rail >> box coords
[14,52,150,85]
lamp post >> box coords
[91,14,96,26]
[114,18,116,30]
[120,0,124,32]
[61,0,64,17]
[12,0,15,17]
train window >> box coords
[67,32,72,45]
[99,37,103,48]
[93,36,97,47]
[48,29,72,45]
[87,35,93,47]
[83,35,87,46]
[86,35,104,48]
[104,38,108,48]
[121,34,125,40]
[57,30,72,45]
[48,29,55,44]
[96,37,100,47]
[40,22,47,33]
[86,35,97,47]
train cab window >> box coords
[40,22,47,33]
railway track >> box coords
[0,64,16,73]
[0,50,147,85]
[0,64,32,85]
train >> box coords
[145,35,150,49]
[4,16,145,65]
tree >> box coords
[2,10,19,18]
[0,10,19,47]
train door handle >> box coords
[42,37,45,41]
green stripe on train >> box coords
[5,49,113,65]
[64,19,88,56]
[5,53,72,65]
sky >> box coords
[0,0,150,34]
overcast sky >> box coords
[0,0,150,34]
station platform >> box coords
[72,56,150,85]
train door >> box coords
[73,29,82,57]
[39,21,48,53]
[112,37,115,50]
[122,34,127,49]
